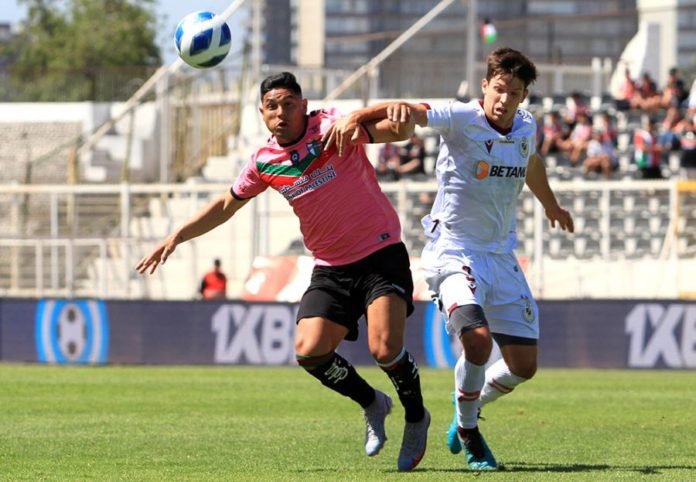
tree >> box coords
[4,0,161,101]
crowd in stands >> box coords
[375,68,696,182]
[537,67,696,180]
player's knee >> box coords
[370,345,401,364]
[295,333,322,358]
[461,334,492,365]
[368,336,402,363]
[451,305,491,364]
[509,359,537,380]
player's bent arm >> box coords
[364,117,415,144]
[323,101,429,154]
[351,101,429,127]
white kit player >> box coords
[365,47,575,470]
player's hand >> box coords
[545,206,575,233]
[135,233,183,275]
[322,115,361,157]
[386,102,412,123]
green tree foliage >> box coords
[4,0,162,101]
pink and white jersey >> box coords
[423,100,537,253]
[232,108,401,266]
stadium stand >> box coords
[1,68,696,299]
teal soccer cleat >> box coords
[447,392,462,454]
[457,425,498,471]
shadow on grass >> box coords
[477,461,696,474]
[354,462,696,475]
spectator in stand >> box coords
[376,142,401,181]
[556,111,593,165]
[583,129,618,178]
[659,106,685,152]
[631,72,660,111]
[539,111,566,156]
[597,112,618,145]
[563,91,590,130]
[615,68,636,111]
[661,67,688,110]
[633,117,664,179]
[200,258,227,300]
[396,132,427,180]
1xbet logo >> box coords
[625,304,696,368]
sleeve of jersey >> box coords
[426,103,452,135]
[426,101,474,136]
[231,155,268,200]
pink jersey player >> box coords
[136,72,430,472]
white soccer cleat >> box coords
[397,409,431,471]
[363,390,393,456]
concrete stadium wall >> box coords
[1,298,694,369]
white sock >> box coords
[454,355,486,429]
[479,358,528,407]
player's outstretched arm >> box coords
[135,192,250,275]
[322,101,428,156]
[526,153,575,233]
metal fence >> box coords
[0,178,694,300]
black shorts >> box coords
[296,242,415,341]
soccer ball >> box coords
[175,11,231,69]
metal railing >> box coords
[0,178,694,300]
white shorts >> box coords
[422,241,539,340]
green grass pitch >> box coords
[1,365,695,481]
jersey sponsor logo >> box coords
[474,160,490,179]
[290,150,300,165]
[474,160,526,180]
[625,303,696,368]
[211,304,297,364]
[35,299,109,364]
[279,165,337,200]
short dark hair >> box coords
[485,48,537,88]
[260,72,302,98]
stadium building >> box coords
[262,0,639,98]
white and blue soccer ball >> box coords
[175,11,231,69]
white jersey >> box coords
[423,100,537,253]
